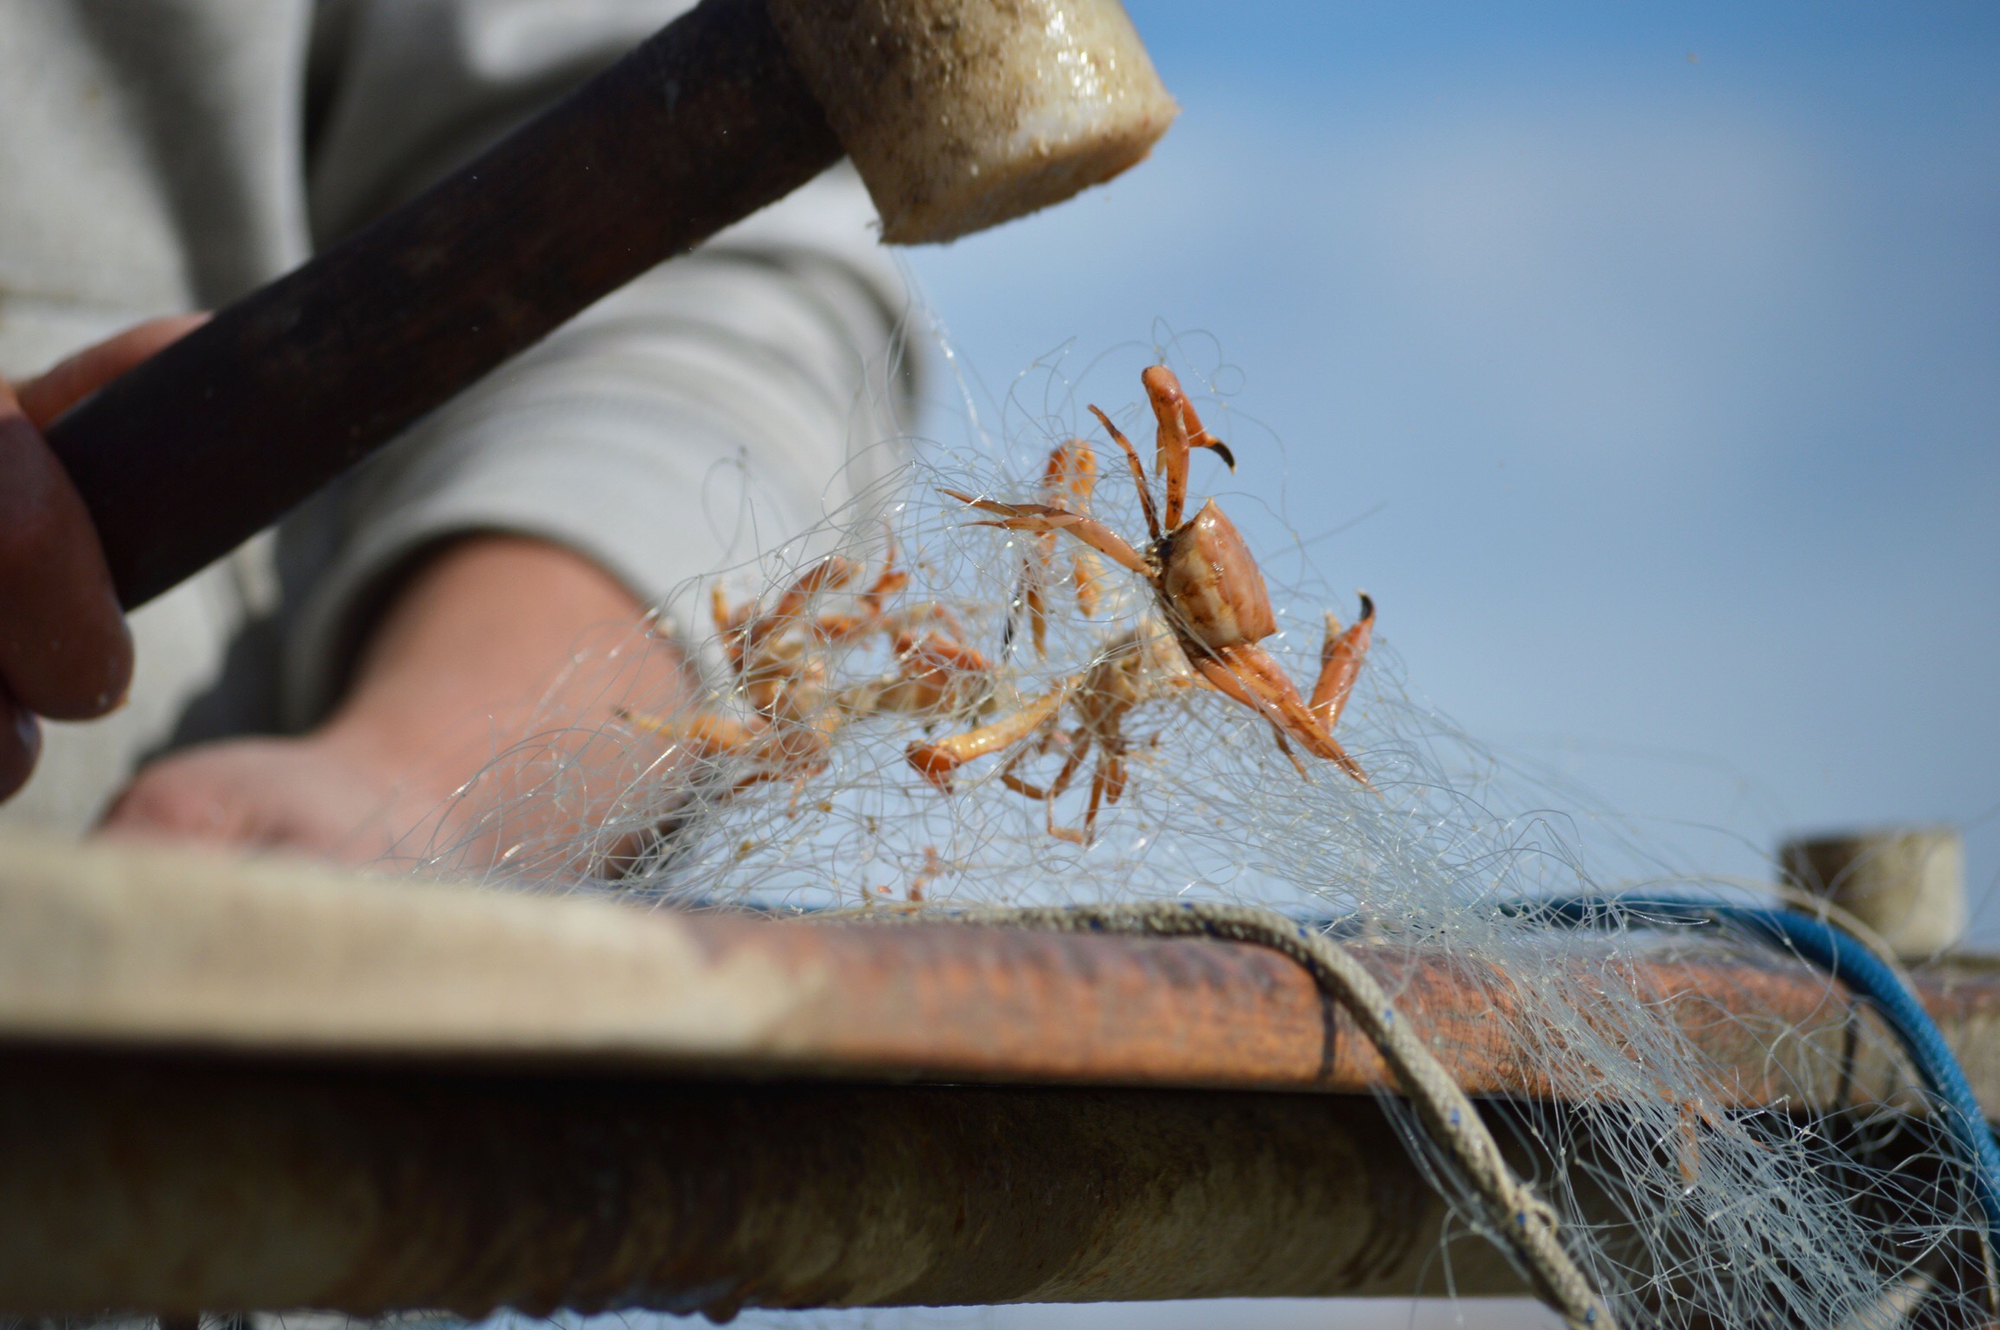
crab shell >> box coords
[1159,499,1278,651]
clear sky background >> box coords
[902,0,2000,942]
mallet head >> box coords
[768,0,1177,244]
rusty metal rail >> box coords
[1,833,1997,1317]
[3,1056,1542,1317]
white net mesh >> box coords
[409,332,1991,1327]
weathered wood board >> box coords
[5,833,1997,1107]
[1,832,1994,1317]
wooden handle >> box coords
[42,0,841,609]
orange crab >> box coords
[910,619,1197,841]
[911,366,1375,828]
[624,540,994,799]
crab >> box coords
[911,366,1375,831]
[909,619,1197,842]
[622,539,994,800]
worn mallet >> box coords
[43,0,1176,608]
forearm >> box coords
[324,533,694,863]
[325,534,673,771]
[103,534,692,868]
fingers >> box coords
[98,749,258,849]
[0,379,133,720]
[96,737,394,864]
[0,313,206,748]
[15,313,208,429]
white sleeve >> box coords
[280,2,918,725]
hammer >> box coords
[43,0,1175,608]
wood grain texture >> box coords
[43,0,842,607]
[2,833,1996,1115]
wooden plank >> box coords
[3,833,1997,1112]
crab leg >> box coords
[938,491,1149,575]
[1186,641,1368,785]
[1102,747,1129,805]
[1045,438,1099,509]
[1055,760,1115,846]
[1073,549,1108,617]
[852,536,910,619]
[617,709,761,760]
[1001,728,1100,842]
[1085,405,1162,542]
[999,729,1090,803]
[1157,385,1193,531]
[1309,593,1375,734]
[1018,442,1104,656]
[1018,556,1049,658]
[1144,367,1193,532]
[745,557,857,652]
[712,584,751,669]
[906,683,1070,791]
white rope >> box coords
[855,899,1616,1330]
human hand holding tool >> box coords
[0,317,205,798]
[42,0,1177,610]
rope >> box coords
[859,899,1616,1330]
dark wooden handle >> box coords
[43,0,842,609]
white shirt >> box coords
[0,0,917,833]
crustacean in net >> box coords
[909,618,1196,842]
[908,366,1374,841]
[622,538,994,802]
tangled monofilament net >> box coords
[417,334,1988,1327]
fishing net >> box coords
[411,330,1992,1328]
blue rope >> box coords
[1517,894,2000,1247]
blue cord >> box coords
[1517,894,2000,1248]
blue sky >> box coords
[903,0,2000,940]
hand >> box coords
[92,732,427,864]
[0,315,207,799]
[101,534,693,869]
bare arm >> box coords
[102,534,694,867]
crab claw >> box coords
[1310,592,1376,734]
[1141,366,1234,461]
[906,684,1070,792]
[1140,365,1237,529]
[905,742,963,793]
